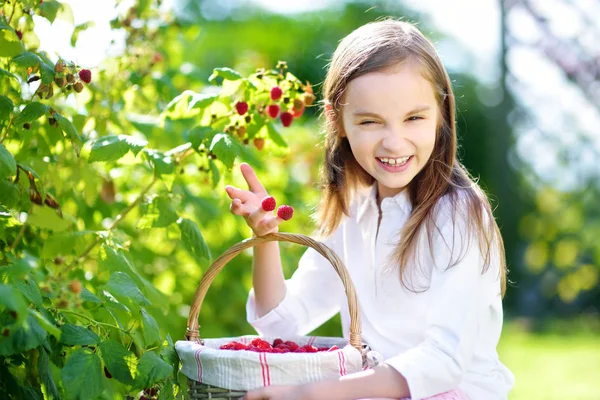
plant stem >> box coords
[8,205,32,252]
[60,309,129,333]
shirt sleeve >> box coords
[246,225,346,337]
[385,204,504,400]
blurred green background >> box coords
[3,0,600,398]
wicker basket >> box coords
[183,232,363,399]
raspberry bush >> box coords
[0,1,312,398]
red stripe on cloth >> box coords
[194,348,204,383]
[259,352,267,386]
[337,351,347,376]
[263,353,271,386]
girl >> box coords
[225,19,514,400]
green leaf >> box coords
[57,2,75,24]
[39,61,55,84]
[81,287,104,304]
[209,133,239,169]
[38,347,60,400]
[41,231,94,258]
[0,28,23,58]
[0,284,28,318]
[208,67,241,83]
[265,122,288,148]
[0,95,14,121]
[27,206,69,232]
[15,277,42,307]
[104,272,149,306]
[14,102,49,126]
[30,309,60,339]
[0,68,18,81]
[135,352,171,389]
[71,21,95,47]
[60,324,100,346]
[140,307,160,347]
[209,159,220,188]
[188,126,215,150]
[39,0,61,23]
[137,196,178,229]
[144,149,175,177]
[178,218,211,261]
[99,341,136,385]
[61,349,103,400]
[189,93,219,109]
[0,143,17,180]
[11,51,42,68]
[88,135,148,162]
[54,112,83,149]
[0,180,20,208]
[0,314,47,356]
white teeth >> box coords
[379,156,410,166]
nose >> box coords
[380,125,408,152]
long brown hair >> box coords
[316,19,506,295]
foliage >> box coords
[0,0,313,398]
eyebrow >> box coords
[352,105,432,118]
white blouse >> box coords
[246,184,515,400]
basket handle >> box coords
[185,232,362,353]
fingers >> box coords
[240,163,266,195]
[252,215,283,236]
[225,185,252,203]
[243,388,268,400]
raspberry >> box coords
[16,30,23,40]
[267,104,280,118]
[73,82,84,93]
[68,280,82,295]
[271,348,285,353]
[292,99,305,118]
[250,338,272,351]
[272,338,284,347]
[277,205,294,221]
[302,345,318,353]
[235,101,248,116]
[236,125,247,138]
[253,138,265,151]
[78,69,92,84]
[261,196,276,212]
[280,112,293,127]
[151,52,163,63]
[284,341,299,351]
[295,347,307,353]
[303,92,316,106]
[270,86,283,101]
[66,73,75,83]
[327,345,339,352]
[54,61,65,73]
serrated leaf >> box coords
[144,149,175,177]
[134,352,172,389]
[188,126,215,150]
[104,272,149,306]
[15,277,42,307]
[88,135,148,163]
[80,287,104,304]
[265,122,288,148]
[54,112,82,147]
[14,102,49,125]
[99,245,144,285]
[61,349,102,400]
[0,143,17,180]
[140,307,160,347]
[30,309,61,339]
[189,93,218,109]
[60,324,100,346]
[0,284,28,317]
[209,133,239,169]
[11,51,42,68]
[40,62,55,84]
[137,196,178,229]
[38,347,60,400]
[208,67,241,83]
[178,218,210,261]
[99,341,136,385]
[0,314,47,356]
[39,0,61,23]
[0,95,14,121]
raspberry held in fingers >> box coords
[261,196,276,212]
[277,205,294,221]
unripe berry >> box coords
[73,82,84,93]
[54,61,65,73]
[292,99,305,118]
[68,280,82,295]
[253,138,265,151]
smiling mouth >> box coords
[376,156,412,166]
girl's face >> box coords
[341,62,439,201]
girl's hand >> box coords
[225,163,284,237]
